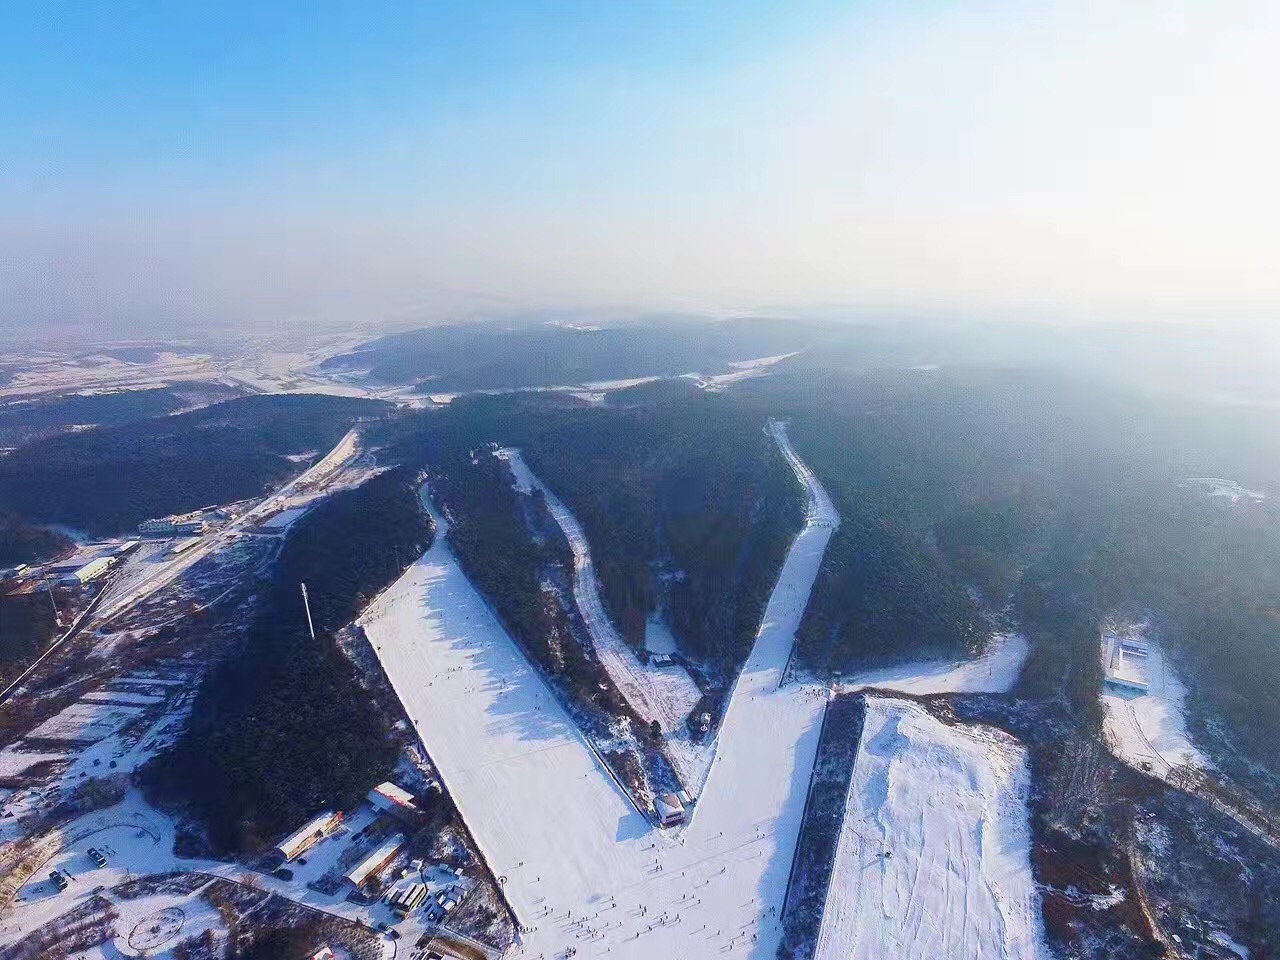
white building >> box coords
[273,809,342,862]
[655,793,686,827]
[346,834,406,889]
[1104,635,1151,693]
[138,516,207,537]
[64,556,114,584]
[368,781,417,816]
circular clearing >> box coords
[128,906,186,950]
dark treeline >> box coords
[0,512,72,567]
[0,593,58,686]
[0,394,387,536]
[424,446,639,728]
[744,365,1280,785]
[385,390,805,680]
[145,466,432,852]
[0,382,242,448]
[323,316,807,390]
[519,398,805,673]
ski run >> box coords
[496,447,702,736]
[814,697,1047,960]
[360,420,1048,959]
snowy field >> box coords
[814,697,1047,960]
[0,749,64,779]
[497,448,702,736]
[260,505,310,529]
[361,422,840,958]
[835,632,1030,697]
[26,702,144,743]
[1099,629,1206,774]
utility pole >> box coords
[300,583,316,640]
[47,585,61,628]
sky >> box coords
[1,0,1278,337]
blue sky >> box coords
[1,0,1277,335]
[1,1,859,205]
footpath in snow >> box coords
[497,448,702,737]
[361,421,839,959]
[814,697,1048,960]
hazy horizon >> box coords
[2,0,1278,336]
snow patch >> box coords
[835,632,1029,696]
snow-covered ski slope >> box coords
[814,697,1048,960]
[361,422,839,958]
[836,631,1030,697]
[497,447,702,734]
[360,494,646,923]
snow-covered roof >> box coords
[368,780,416,811]
[655,793,685,822]
[346,833,406,887]
[274,809,339,860]
[1105,637,1151,691]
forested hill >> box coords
[0,512,71,567]
[0,394,388,536]
[520,400,804,671]
[741,366,1280,793]
[321,317,808,390]
[0,381,242,448]
[145,465,432,853]
[384,391,804,677]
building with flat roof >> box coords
[273,809,342,862]
[346,834,406,889]
[1104,634,1151,693]
[368,781,417,816]
[138,516,207,537]
[61,556,114,584]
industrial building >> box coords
[368,781,418,817]
[1104,635,1151,693]
[60,556,115,585]
[273,809,343,862]
[138,515,207,537]
[346,834,406,890]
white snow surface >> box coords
[1099,628,1206,774]
[360,420,839,959]
[814,697,1048,960]
[1179,476,1266,504]
[835,632,1030,697]
[497,447,702,735]
[26,701,144,742]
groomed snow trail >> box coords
[814,698,1048,960]
[497,448,702,736]
[361,421,838,959]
